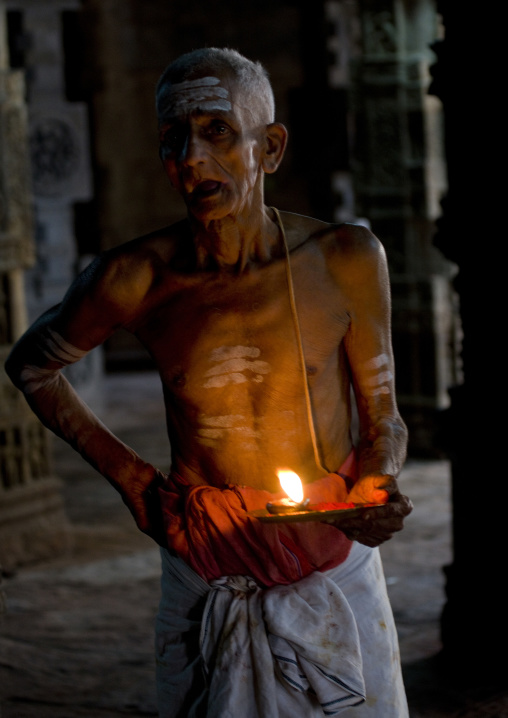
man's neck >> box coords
[190,204,281,272]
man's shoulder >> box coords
[84,220,189,311]
[280,212,389,308]
[105,219,189,265]
[280,210,382,259]
[278,209,329,242]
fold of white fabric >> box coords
[200,571,365,718]
[156,543,408,717]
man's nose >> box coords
[179,132,206,166]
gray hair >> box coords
[156,47,275,125]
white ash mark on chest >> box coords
[197,413,261,450]
[202,345,271,389]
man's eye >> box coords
[160,128,185,150]
[209,123,230,136]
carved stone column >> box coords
[431,2,507,682]
[325,0,361,224]
[0,2,71,571]
[5,0,102,406]
[352,0,459,454]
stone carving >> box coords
[0,69,34,271]
[363,9,398,56]
[30,117,80,197]
[352,0,458,453]
[1,6,72,570]
[0,272,10,343]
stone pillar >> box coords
[290,1,357,225]
[351,0,459,454]
[431,2,507,683]
[5,0,102,406]
[325,0,361,224]
[0,1,71,571]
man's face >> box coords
[158,72,268,222]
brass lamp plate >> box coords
[250,503,385,524]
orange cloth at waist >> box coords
[158,451,357,588]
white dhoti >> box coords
[155,542,408,717]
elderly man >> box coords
[6,48,412,717]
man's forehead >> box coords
[159,74,235,122]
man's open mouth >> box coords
[193,180,222,197]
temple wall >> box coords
[351,0,457,453]
[6,0,103,405]
[1,0,457,573]
[76,1,455,452]
[1,2,72,571]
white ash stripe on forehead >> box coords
[159,76,232,119]
[168,98,232,115]
[170,76,230,97]
[362,353,390,371]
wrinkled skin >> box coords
[326,490,413,548]
[5,69,411,549]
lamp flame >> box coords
[277,470,304,504]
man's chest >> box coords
[135,255,350,406]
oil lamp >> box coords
[253,468,385,523]
[266,470,310,514]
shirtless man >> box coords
[6,48,412,717]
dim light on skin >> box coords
[365,370,393,387]
[363,353,389,370]
[196,413,261,452]
[157,70,281,230]
[19,327,89,394]
[361,354,394,400]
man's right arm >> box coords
[324,224,412,546]
[4,253,167,545]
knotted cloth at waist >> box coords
[158,451,357,587]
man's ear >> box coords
[262,123,288,174]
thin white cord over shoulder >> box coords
[271,207,329,475]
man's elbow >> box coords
[397,415,409,446]
[5,346,21,385]
[393,415,409,471]
[390,413,408,454]
[4,342,30,390]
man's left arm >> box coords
[332,225,412,546]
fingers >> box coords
[120,473,169,548]
[327,493,413,547]
[387,492,413,518]
[343,521,394,547]
[347,477,389,504]
[142,481,169,548]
